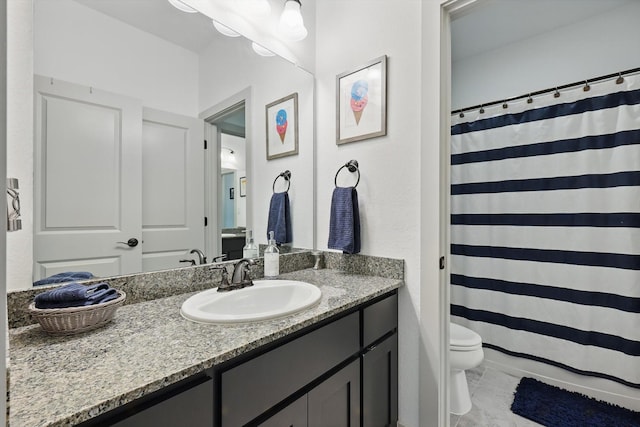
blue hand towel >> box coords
[328,187,361,254]
[34,282,118,309]
[33,271,94,287]
[267,192,292,244]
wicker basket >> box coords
[28,291,126,335]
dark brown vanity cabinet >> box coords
[258,360,360,427]
[362,293,399,427]
[84,291,397,427]
[218,291,397,427]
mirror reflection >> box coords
[9,0,314,290]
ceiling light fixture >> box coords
[278,0,308,41]
[212,20,241,37]
[167,0,198,13]
[251,42,275,57]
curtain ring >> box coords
[458,111,464,118]
[479,105,485,114]
[502,100,508,109]
[616,72,624,84]
[527,94,533,104]
[554,88,560,98]
[583,80,590,92]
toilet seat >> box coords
[450,323,482,351]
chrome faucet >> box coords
[190,249,206,265]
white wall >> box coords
[6,0,199,291]
[6,0,34,292]
[199,36,315,248]
[452,1,640,110]
[1,2,8,424]
[35,0,199,116]
[316,1,446,425]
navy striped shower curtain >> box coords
[450,73,640,388]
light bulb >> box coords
[280,1,303,27]
[252,42,275,57]
[167,0,197,13]
[212,20,241,37]
[278,0,307,41]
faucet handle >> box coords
[212,254,227,263]
[210,265,230,288]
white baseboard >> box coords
[484,349,640,411]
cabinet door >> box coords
[308,360,360,427]
[362,333,398,427]
[258,395,307,427]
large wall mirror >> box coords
[8,0,314,290]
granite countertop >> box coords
[8,268,402,427]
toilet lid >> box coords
[450,323,482,350]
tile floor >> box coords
[450,364,543,427]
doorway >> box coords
[203,98,248,261]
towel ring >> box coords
[272,170,291,193]
[334,160,360,188]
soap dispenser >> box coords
[243,229,258,259]
[264,231,280,278]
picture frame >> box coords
[266,92,299,160]
[336,55,387,145]
[229,187,234,200]
[239,176,247,197]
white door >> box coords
[141,108,205,271]
[34,75,143,279]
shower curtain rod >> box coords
[453,66,640,116]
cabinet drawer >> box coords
[221,312,359,426]
[363,293,398,348]
[111,377,214,427]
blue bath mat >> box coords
[511,377,640,426]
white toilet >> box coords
[450,322,484,415]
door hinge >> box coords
[204,217,208,227]
[204,139,207,150]
[439,256,445,270]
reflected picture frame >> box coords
[266,92,299,160]
[336,55,387,145]
[239,176,246,197]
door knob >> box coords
[117,238,139,248]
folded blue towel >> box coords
[34,282,119,309]
[33,271,94,287]
[328,187,361,254]
[267,192,292,244]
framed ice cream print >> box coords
[266,92,299,160]
[336,55,387,145]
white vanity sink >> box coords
[180,280,322,324]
